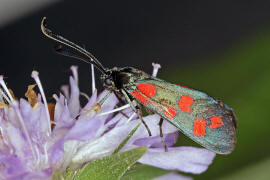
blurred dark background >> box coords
[1,1,270,179]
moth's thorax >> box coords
[101,66,151,92]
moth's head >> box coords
[100,67,118,91]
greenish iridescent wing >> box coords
[126,78,237,154]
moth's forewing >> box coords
[126,78,236,154]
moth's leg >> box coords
[136,107,152,136]
[121,89,152,136]
[114,91,127,105]
[159,118,168,152]
[113,92,130,118]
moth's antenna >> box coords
[41,17,107,74]
[53,44,107,74]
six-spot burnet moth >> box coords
[41,17,237,154]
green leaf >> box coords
[122,164,170,180]
[51,167,76,180]
[51,170,62,180]
[73,147,147,180]
[113,122,141,154]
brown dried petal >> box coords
[25,84,38,107]
[8,88,15,99]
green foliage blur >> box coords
[162,30,270,180]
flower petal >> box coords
[73,114,178,165]
[19,99,41,135]
[127,114,178,144]
[68,76,80,118]
[53,105,74,131]
[48,139,65,165]
[72,120,140,164]
[111,108,137,126]
[80,90,97,115]
[65,116,101,141]
[61,85,69,98]
[101,108,135,135]
[54,94,66,122]
[133,132,178,148]
[36,104,51,139]
[7,106,20,127]
[96,90,119,122]
[0,154,26,178]
[49,115,101,166]
[19,99,33,121]
[5,124,29,158]
[138,146,216,174]
[15,168,52,180]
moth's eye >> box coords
[105,78,112,86]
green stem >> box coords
[113,123,141,154]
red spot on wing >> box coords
[209,116,223,128]
[193,118,207,137]
[177,84,193,89]
[178,95,194,113]
[137,84,156,97]
[163,107,177,119]
[130,90,147,105]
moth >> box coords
[41,17,237,154]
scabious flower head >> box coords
[0,64,215,180]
